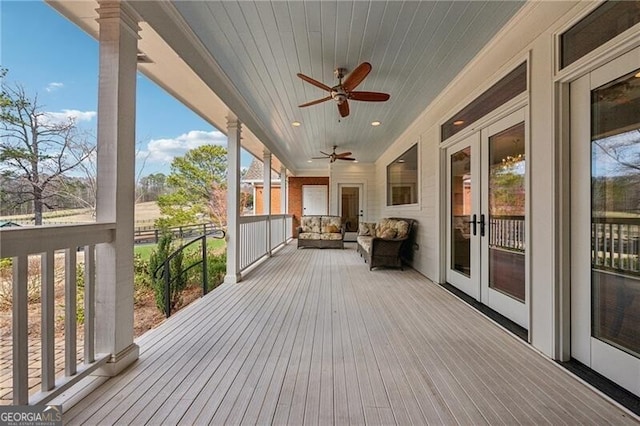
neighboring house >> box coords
[242,158,282,215]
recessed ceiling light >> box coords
[371,121,381,126]
[307,159,313,163]
[453,120,464,126]
[353,160,359,163]
[292,121,301,127]
[398,159,406,163]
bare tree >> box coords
[0,84,94,225]
[51,140,97,216]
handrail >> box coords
[0,222,115,257]
[153,228,225,318]
[592,217,640,225]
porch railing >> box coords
[0,223,115,405]
[239,214,292,272]
[489,215,525,252]
[592,217,640,275]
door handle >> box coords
[467,214,477,236]
[479,214,486,237]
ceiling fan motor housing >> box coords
[331,87,347,104]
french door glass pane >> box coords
[591,69,640,358]
[488,123,526,302]
[341,187,360,232]
[451,147,472,276]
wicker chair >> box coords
[357,218,416,270]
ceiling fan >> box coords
[313,146,356,163]
[297,62,390,118]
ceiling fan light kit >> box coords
[297,62,390,118]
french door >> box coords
[446,108,528,329]
[339,184,363,233]
[570,47,640,396]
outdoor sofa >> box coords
[356,218,416,270]
[297,215,345,249]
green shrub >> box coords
[149,232,187,315]
[207,252,226,292]
[134,253,151,290]
[0,257,12,271]
[181,247,226,292]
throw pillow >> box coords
[395,220,410,239]
[376,219,391,238]
[324,224,339,233]
[358,222,373,236]
[380,227,397,239]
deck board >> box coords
[64,242,639,425]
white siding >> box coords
[371,1,593,358]
[329,162,376,221]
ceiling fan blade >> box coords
[338,100,350,117]
[299,95,332,108]
[297,73,332,92]
[343,62,372,91]
[338,157,356,161]
[349,91,390,102]
[319,151,331,156]
[335,151,352,158]
[312,156,329,159]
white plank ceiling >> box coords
[170,0,524,171]
[46,0,525,173]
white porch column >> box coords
[263,150,272,255]
[263,149,272,216]
[94,0,140,375]
[280,165,287,214]
[225,116,242,284]
[280,165,287,242]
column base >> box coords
[94,343,139,377]
[224,273,242,284]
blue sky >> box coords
[1,1,254,176]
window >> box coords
[561,1,640,69]
[441,62,527,142]
[387,144,418,206]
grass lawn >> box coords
[135,238,226,260]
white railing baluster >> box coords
[596,224,602,266]
[65,248,77,376]
[84,245,95,364]
[607,223,613,267]
[13,255,29,405]
[617,224,622,269]
[41,251,56,391]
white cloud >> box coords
[45,82,64,92]
[42,109,97,125]
[137,130,227,164]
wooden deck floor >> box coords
[65,242,638,425]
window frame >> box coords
[386,143,420,208]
